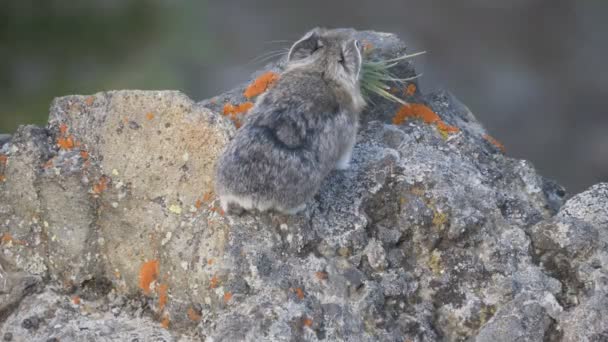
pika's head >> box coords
[287,28,363,88]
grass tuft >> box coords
[360,51,425,105]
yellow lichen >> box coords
[478,305,497,326]
[409,186,426,197]
[429,250,443,275]
[168,204,182,215]
[432,210,448,228]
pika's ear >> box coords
[288,29,322,62]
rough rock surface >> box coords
[0,29,606,341]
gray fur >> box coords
[215,28,365,214]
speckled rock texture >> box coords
[1,29,607,342]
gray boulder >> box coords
[0,29,606,341]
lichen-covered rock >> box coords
[1,29,606,341]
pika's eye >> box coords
[355,40,361,49]
[313,40,323,52]
[339,52,345,65]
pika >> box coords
[215,28,365,214]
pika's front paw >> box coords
[335,159,350,170]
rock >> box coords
[476,292,562,342]
[0,29,606,341]
[0,289,179,341]
[0,134,10,147]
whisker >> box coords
[263,40,292,45]
[249,48,289,61]
[248,49,289,65]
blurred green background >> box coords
[0,0,214,131]
[1,0,607,193]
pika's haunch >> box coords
[215,28,365,214]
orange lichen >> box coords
[315,271,328,280]
[207,258,215,265]
[0,233,26,246]
[72,296,81,305]
[145,112,155,120]
[0,155,6,182]
[92,175,110,194]
[392,103,459,138]
[303,317,313,327]
[158,283,169,310]
[139,260,160,295]
[85,96,95,106]
[405,83,417,97]
[362,40,374,54]
[223,102,254,116]
[483,134,506,153]
[223,291,232,303]
[1,233,12,244]
[79,150,89,160]
[223,102,253,128]
[291,287,305,300]
[244,71,279,99]
[56,123,78,150]
[161,315,170,329]
[209,275,220,289]
[187,307,202,321]
[436,121,460,139]
[202,191,214,203]
[210,206,225,216]
[195,199,203,209]
[57,136,75,150]
[42,159,54,169]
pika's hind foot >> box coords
[220,198,246,216]
[279,203,307,215]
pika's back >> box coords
[215,28,365,215]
